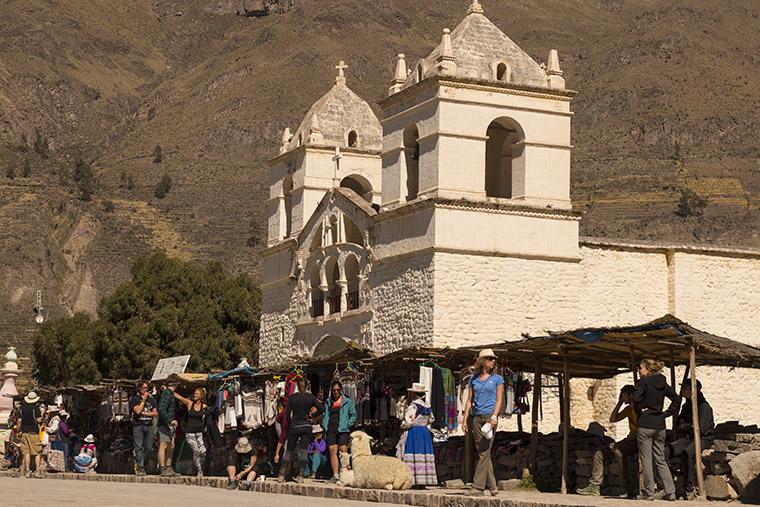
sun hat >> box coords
[408,382,426,394]
[235,437,253,454]
[84,434,95,444]
[24,392,39,404]
[47,405,60,413]
[312,425,324,434]
[478,349,497,360]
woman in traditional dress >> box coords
[398,382,438,487]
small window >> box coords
[347,130,358,148]
[416,64,424,83]
[297,133,303,147]
[496,63,508,82]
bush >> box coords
[103,200,115,212]
[154,174,172,198]
[153,144,162,164]
[34,127,49,159]
[676,187,706,218]
[19,133,29,153]
[5,165,15,179]
[21,159,31,177]
[33,253,261,384]
[73,157,96,201]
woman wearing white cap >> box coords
[398,382,438,487]
[462,349,504,496]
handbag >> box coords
[47,449,66,472]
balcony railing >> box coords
[327,294,341,315]
[347,291,360,311]
[311,298,324,318]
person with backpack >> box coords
[633,359,680,501]
[129,381,157,476]
[157,381,181,477]
[18,391,44,478]
[173,387,208,477]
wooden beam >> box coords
[529,359,542,476]
[670,349,678,431]
[630,345,639,383]
[561,357,571,494]
[690,345,706,499]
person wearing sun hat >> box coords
[305,425,327,479]
[462,349,504,497]
[226,436,257,490]
[398,382,438,487]
[18,391,44,478]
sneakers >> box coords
[467,488,485,496]
[23,471,32,479]
[135,468,147,477]
[160,467,172,477]
[33,470,45,479]
[576,483,600,496]
[636,493,655,501]
[226,479,239,490]
[239,480,252,490]
[489,488,500,497]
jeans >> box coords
[304,452,327,477]
[637,427,675,496]
[285,424,312,480]
[590,436,637,493]
[133,424,155,471]
[469,414,497,492]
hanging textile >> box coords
[442,368,458,430]
[430,367,445,430]
[242,389,264,429]
[419,366,433,403]
[264,380,278,426]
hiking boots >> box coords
[577,483,600,496]
[160,466,180,477]
[226,479,238,490]
[135,468,147,477]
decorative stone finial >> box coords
[279,127,292,154]
[468,0,484,14]
[436,28,457,75]
[388,53,408,96]
[309,114,324,144]
[3,346,18,371]
[546,49,565,89]
[335,60,348,85]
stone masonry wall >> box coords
[371,252,435,354]
[259,280,298,367]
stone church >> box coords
[260,1,760,431]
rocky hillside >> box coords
[1,0,760,358]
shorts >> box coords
[158,425,174,443]
[20,433,42,456]
[326,429,350,447]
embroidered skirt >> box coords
[401,426,438,486]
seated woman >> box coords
[671,379,715,499]
[73,434,97,474]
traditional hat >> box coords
[312,425,324,434]
[408,382,426,394]
[24,391,39,404]
[478,349,497,359]
[235,437,253,454]
[84,434,95,444]
[47,405,60,413]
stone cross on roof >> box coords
[335,60,348,85]
[468,0,484,14]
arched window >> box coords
[283,174,293,237]
[309,264,323,318]
[340,175,373,203]
[324,256,341,315]
[344,255,360,311]
[403,126,420,201]
[329,215,338,245]
[416,63,424,83]
[344,217,363,246]
[347,130,358,148]
[485,117,525,199]
[495,62,509,82]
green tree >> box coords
[32,254,260,385]
[33,313,102,386]
[73,157,96,200]
[154,174,172,198]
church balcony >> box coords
[327,294,341,315]
[347,291,360,311]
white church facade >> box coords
[260,1,760,433]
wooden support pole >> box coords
[670,349,677,431]
[529,359,542,476]
[690,345,706,499]
[561,357,571,494]
[630,345,639,383]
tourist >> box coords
[462,349,504,497]
[129,381,157,476]
[577,385,638,497]
[323,380,357,483]
[157,381,181,477]
[633,359,679,501]
[398,382,437,487]
[226,436,257,490]
[305,425,327,479]
[283,378,323,482]
[671,379,715,499]
[73,434,97,473]
[18,391,44,478]
[174,386,208,477]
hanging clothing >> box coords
[242,390,264,430]
[430,367,446,430]
[419,366,433,403]
[264,380,278,426]
[399,399,438,486]
[441,368,457,430]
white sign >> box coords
[151,355,191,381]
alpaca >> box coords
[342,431,412,490]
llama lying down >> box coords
[338,431,413,490]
